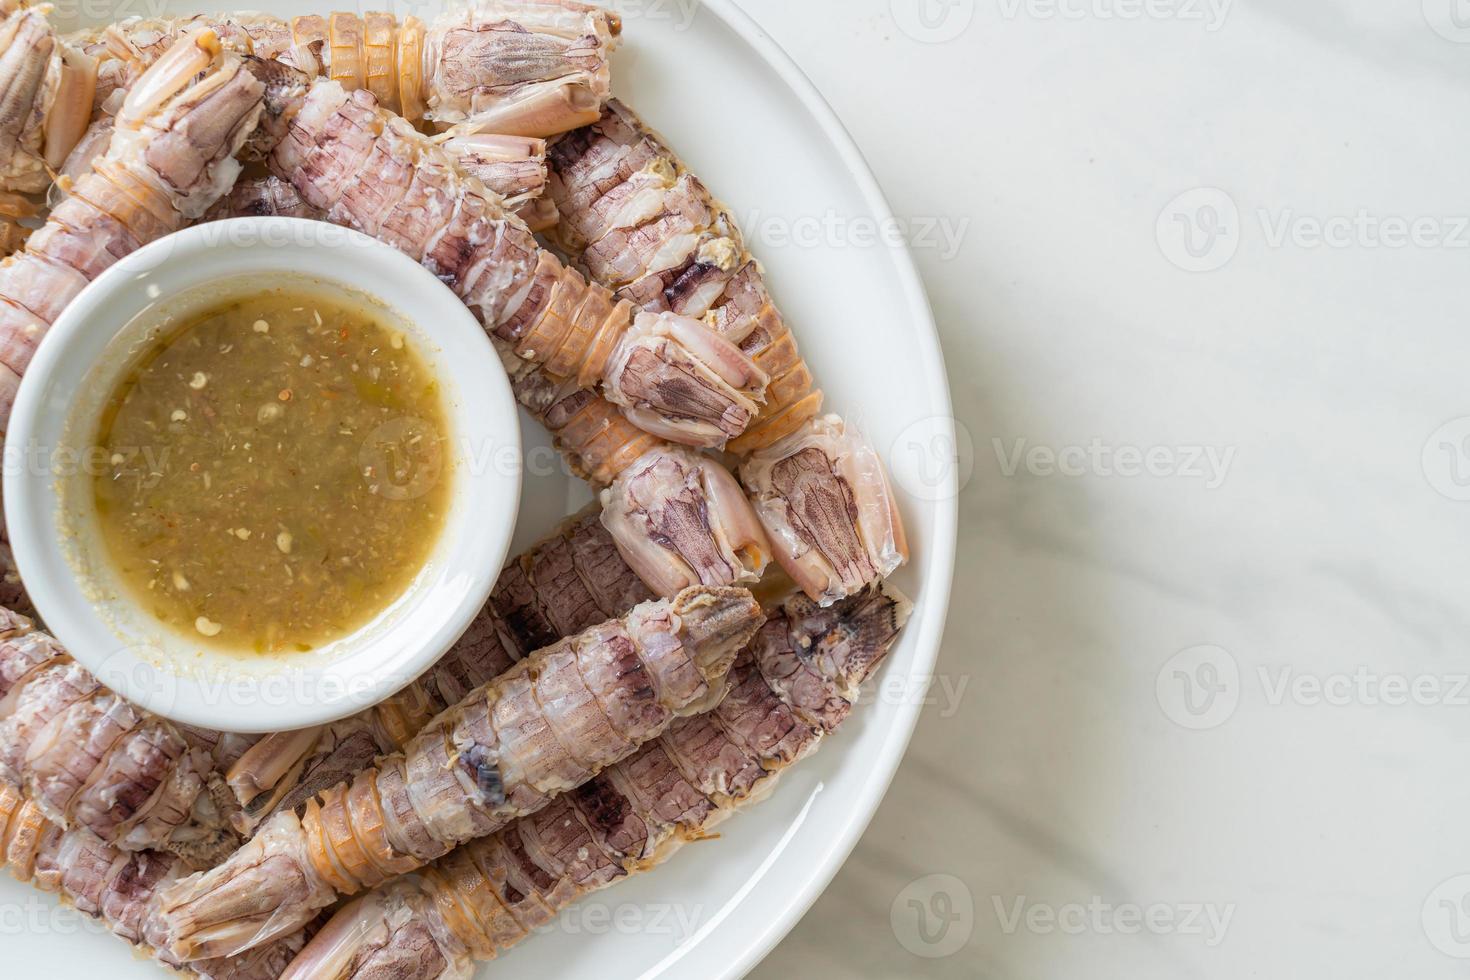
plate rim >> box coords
[688,2,960,976]
[2,2,961,975]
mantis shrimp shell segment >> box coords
[97,0,619,135]
[501,349,772,594]
[156,587,765,962]
[205,167,774,595]
[225,509,655,834]
[0,606,255,867]
[548,101,910,604]
[0,1,96,194]
[269,80,768,450]
[0,782,315,979]
[0,29,275,434]
[277,583,913,980]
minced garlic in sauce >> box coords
[92,289,451,654]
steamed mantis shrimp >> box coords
[263,81,768,450]
[0,778,312,978]
[0,603,254,867]
[223,508,656,835]
[233,83,778,593]
[1,781,313,980]
[155,586,764,960]
[0,27,294,435]
[211,129,559,232]
[545,101,910,605]
[0,42,768,453]
[0,36,290,870]
[0,0,617,200]
[277,583,913,979]
[0,6,923,975]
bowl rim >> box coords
[3,216,522,734]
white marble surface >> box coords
[738,0,1470,976]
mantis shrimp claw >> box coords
[741,415,909,606]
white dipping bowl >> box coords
[3,217,521,733]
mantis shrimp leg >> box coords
[0,782,313,979]
[547,102,910,604]
[277,583,912,980]
[156,586,764,961]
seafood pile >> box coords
[0,1,924,977]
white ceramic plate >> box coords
[1,2,957,976]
